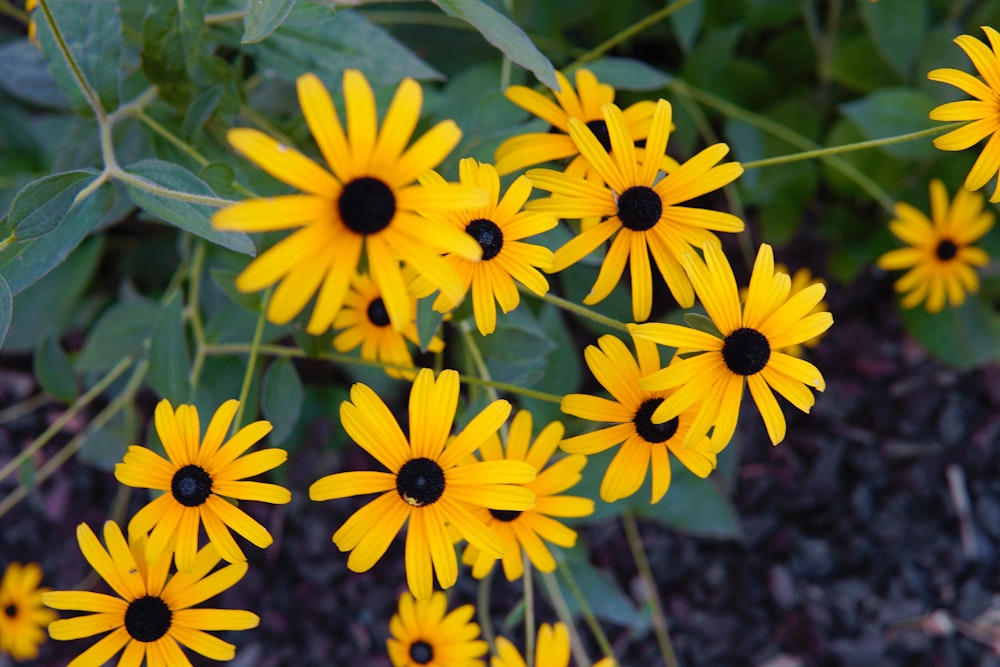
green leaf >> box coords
[148,290,192,404]
[558,544,650,632]
[477,307,556,386]
[261,358,304,445]
[76,297,160,372]
[683,313,722,337]
[0,39,70,109]
[584,57,672,91]
[210,267,261,313]
[860,0,928,80]
[669,0,704,53]
[248,7,442,88]
[242,0,298,44]
[0,276,10,351]
[0,170,96,242]
[123,159,255,256]
[839,87,937,160]
[79,402,138,472]
[35,335,78,403]
[0,181,114,294]
[828,34,901,94]
[899,296,1000,370]
[34,0,122,114]
[430,0,557,89]
[416,295,446,352]
[519,304,581,427]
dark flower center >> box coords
[585,119,612,153]
[171,465,213,507]
[124,596,172,643]
[396,458,446,507]
[466,218,504,261]
[633,398,679,443]
[617,186,662,231]
[366,297,390,327]
[4,604,17,618]
[722,327,771,376]
[409,640,434,664]
[338,177,396,235]
[489,508,522,522]
[936,239,958,261]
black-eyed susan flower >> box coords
[527,100,744,321]
[411,158,556,335]
[332,272,444,379]
[461,410,593,581]
[387,590,488,667]
[212,70,487,334]
[0,561,56,661]
[630,243,833,451]
[309,368,536,599]
[877,179,994,312]
[560,334,716,503]
[929,27,1000,202]
[42,522,258,667]
[115,399,291,572]
[493,623,615,667]
[741,264,828,357]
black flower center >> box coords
[936,239,958,261]
[338,177,396,235]
[466,218,504,261]
[396,458,446,507]
[585,119,612,153]
[489,508,522,522]
[124,596,172,643]
[722,327,771,376]
[4,604,17,618]
[409,640,434,664]
[366,297,390,327]
[617,186,662,231]
[171,464,213,507]
[633,398,679,443]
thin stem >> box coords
[38,0,105,118]
[0,0,29,22]
[477,569,497,653]
[204,9,244,25]
[460,320,499,402]
[187,240,208,390]
[539,571,592,667]
[0,393,49,425]
[523,288,629,333]
[0,357,133,485]
[107,86,160,125]
[232,288,272,433]
[556,559,616,661]
[622,510,678,667]
[110,168,236,208]
[524,556,535,667]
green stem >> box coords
[539,570,592,667]
[187,240,208,391]
[622,510,678,667]
[232,288,272,433]
[460,320,499,402]
[37,0,105,117]
[0,393,49,425]
[110,168,236,208]
[524,288,629,333]
[0,357,133,485]
[524,556,536,667]
[556,559,616,661]
[477,569,497,653]
[107,86,159,125]
[0,0,29,22]
[204,9,244,25]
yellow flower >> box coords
[492,623,615,667]
[387,590,488,667]
[560,334,716,503]
[412,158,556,335]
[309,368,536,599]
[42,522,258,667]
[0,561,56,661]
[462,410,593,581]
[630,243,833,451]
[527,100,744,321]
[877,179,994,312]
[213,70,487,334]
[25,0,38,45]
[115,399,291,571]
[332,272,444,379]
[929,26,1000,202]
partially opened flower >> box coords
[462,410,593,581]
[928,26,1000,202]
[332,272,444,379]
[560,334,716,503]
[411,158,556,335]
[0,561,56,661]
[877,179,994,312]
[492,623,615,667]
[387,590,488,667]
[527,100,744,321]
[115,399,291,571]
[213,70,487,334]
[309,368,536,599]
[630,243,833,451]
[42,522,258,667]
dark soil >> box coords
[4,265,1000,667]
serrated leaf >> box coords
[76,298,160,372]
[899,295,1000,370]
[148,290,191,404]
[35,335,78,403]
[123,159,255,256]
[860,0,928,80]
[261,358,303,445]
[683,312,722,337]
[0,276,10,351]
[430,0,557,89]
[584,57,672,91]
[0,39,70,109]
[34,0,122,114]
[839,87,937,160]
[0,182,114,294]
[0,170,96,242]
[242,0,298,44]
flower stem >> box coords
[524,556,536,667]
[539,570,592,666]
[622,509,678,667]
[556,559,616,661]
[38,0,105,118]
[524,288,629,333]
[478,569,497,653]
[232,287,272,433]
